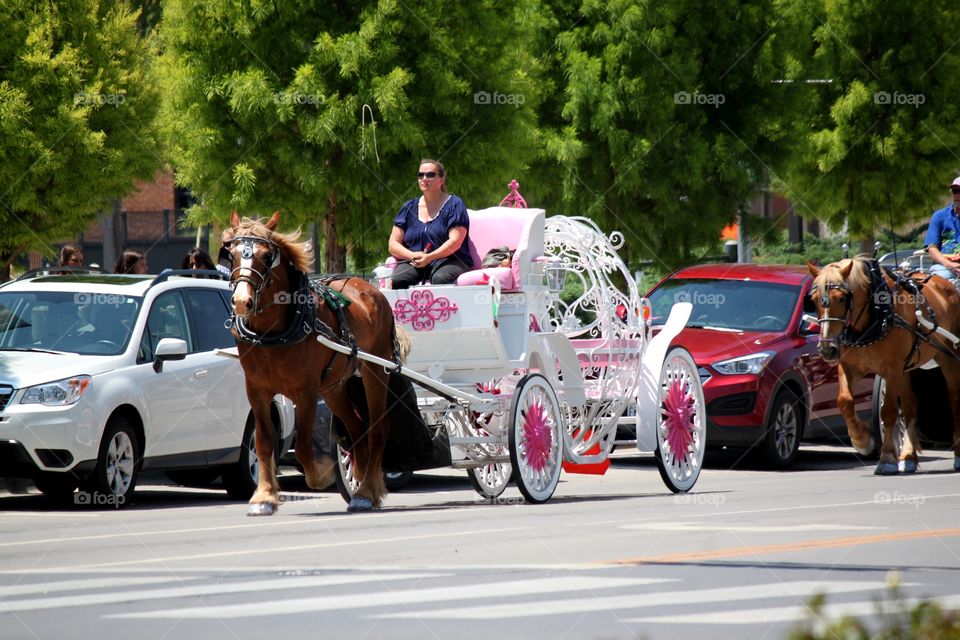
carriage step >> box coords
[450,456,511,469]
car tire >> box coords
[763,389,802,469]
[33,471,79,500]
[83,417,139,507]
[222,415,259,500]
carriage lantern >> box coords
[544,257,567,292]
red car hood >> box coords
[664,326,786,365]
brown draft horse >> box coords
[809,256,960,474]
[228,211,395,514]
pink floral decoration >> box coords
[394,290,459,331]
[663,379,696,456]
[523,400,552,471]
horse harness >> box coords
[817,258,958,370]
[226,234,360,381]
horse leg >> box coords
[837,365,873,455]
[354,362,390,508]
[896,382,919,474]
[248,391,281,516]
[323,385,384,512]
[291,395,335,490]
[875,375,905,475]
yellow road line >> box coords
[610,528,960,565]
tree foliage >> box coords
[529,0,806,269]
[157,0,543,272]
[0,0,162,274]
[779,0,960,239]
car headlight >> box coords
[21,376,91,406]
[711,351,775,376]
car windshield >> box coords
[647,278,800,332]
[0,290,142,355]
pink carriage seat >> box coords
[455,207,545,291]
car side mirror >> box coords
[800,313,820,335]
[153,337,188,373]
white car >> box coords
[0,269,294,506]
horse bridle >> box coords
[813,281,857,349]
[229,235,282,315]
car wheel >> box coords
[33,471,79,500]
[83,417,139,507]
[222,415,258,500]
[763,389,802,469]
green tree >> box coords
[531,0,807,269]
[0,0,163,279]
[157,0,542,273]
[779,0,960,247]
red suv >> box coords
[644,263,873,468]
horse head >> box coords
[228,211,285,319]
[808,259,858,363]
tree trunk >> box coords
[323,190,347,274]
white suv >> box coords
[0,269,294,506]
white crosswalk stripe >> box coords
[376,580,892,620]
[0,572,441,614]
[106,576,671,620]
[0,575,201,597]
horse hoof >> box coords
[347,497,374,512]
[898,459,917,474]
[247,502,275,517]
[874,462,899,476]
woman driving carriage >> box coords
[388,159,471,289]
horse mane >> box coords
[234,215,314,273]
[813,255,872,294]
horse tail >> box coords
[394,325,412,364]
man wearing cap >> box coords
[924,177,960,284]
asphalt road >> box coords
[1,445,958,640]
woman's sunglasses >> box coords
[417,172,439,179]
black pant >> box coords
[391,258,470,289]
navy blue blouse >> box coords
[393,195,471,265]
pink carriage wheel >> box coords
[509,374,563,503]
[655,347,706,493]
